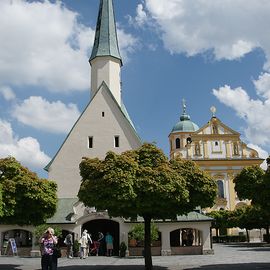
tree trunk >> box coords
[245,229,250,242]
[216,228,219,242]
[266,226,270,243]
[144,216,153,270]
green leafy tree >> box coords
[78,143,217,270]
[207,210,231,239]
[34,224,62,243]
[234,163,270,242]
[0,157,58,225]
[0,183,3,217]
[230,205,265,242]
[129,223,159,242]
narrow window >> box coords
[102,111,105,117]
[215,141,219,146]
[217,180,224,198]
[88,136,93,148]
[175,138,180,149]
[114,136,119,147]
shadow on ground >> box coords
[224,243,270,252]
[183,263,270,270]
[0,265,20,270]
[0,265,168,270]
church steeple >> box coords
[89,0,122,65]
[89,0,122,106]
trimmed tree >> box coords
[234,164,270,242]
[207,210,231,240]
[78,143,216,270]
[0,157,57,225]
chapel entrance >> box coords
[82,219,119,256]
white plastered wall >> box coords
[48,85,141,198]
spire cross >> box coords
[182,99,186,114]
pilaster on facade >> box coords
[227,172,236,210]
[203,141,209,158]
[225,141,231,158]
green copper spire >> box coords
[89,0,122,65]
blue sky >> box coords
[0,0,270,178]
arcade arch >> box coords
[82,219,120,256]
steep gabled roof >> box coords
[44,81,141,171]
[195,117,240,136]
[89,0,122,65]
[46,198,78,224]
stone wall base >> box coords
[30,250,41,257]
[161,249,171,256]
[203,249,214,255]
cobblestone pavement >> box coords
[0,243,270,270]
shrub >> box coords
[119,241,127,257]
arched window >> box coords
[217,180,224,198]
[175,138,180,149]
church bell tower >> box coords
[89,0,122,106]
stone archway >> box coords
[82,219,119,256]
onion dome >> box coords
[171,99,199,133]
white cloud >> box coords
[0,119,50,170]
[0,0,138,93]
[12,96,80,134]
[213,83,270,146]
[139,0,270,68]
[117,27,140,62]
[247,143,268,170]
[253,73,270,100]
[0,86,16,101]
[0,0,92,92]
[129,3,148,27]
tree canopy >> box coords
[0,157,58,225]
[234,162,270,242]
[78,143,217,269]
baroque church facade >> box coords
[0,0,264,256]
[169,103,263,213]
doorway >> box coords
[82,219,119,256]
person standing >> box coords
[187,229,194,246]
[79,231,88,259]
[105,232,113,256]
[40,227,58,270]
[97,232,105,256]
[181,229,188,246]
[64,233,73,258]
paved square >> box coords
[0,243,270,270]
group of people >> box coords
[64,230,114,259]
[78,230,114,258]
[39,227,114,270]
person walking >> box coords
[82,229,92,257]
[40,227,58,270]
[105,232,113,256]
[64,233,73,258]
[79,231,88,259]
